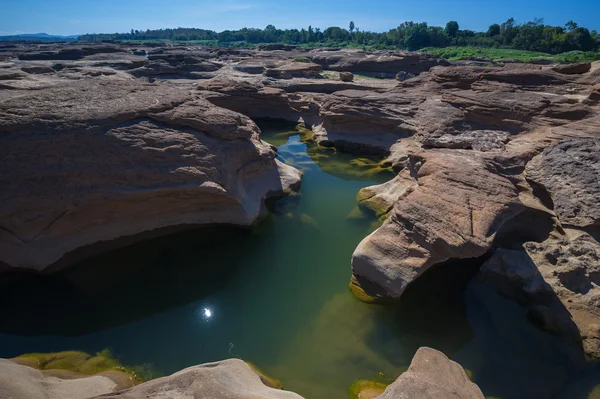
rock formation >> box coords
[377,347,485,399]
[0,358,303,399]
[0,57,301,271]
[0,358,125,399]
[1,349,484,399]
[92,359,304,399]
[1,41,599,362]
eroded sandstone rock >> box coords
[352,146,525,298]
[0,77,301,271]
[341,62,600,358]
[339,71,354,82]
[0,358,304,399]
[309,51,449,74]
[3,42,600,361]
[92,359,304,399]
[525,138,600,228]
[552,62,592,75]
[376,347,485,399]
[264,61,322,79]
[525,231,600,357]
[0,358,122,399]
[478,229,600,359]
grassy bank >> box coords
[420,46,600,63]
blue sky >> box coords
[1,0,599,36]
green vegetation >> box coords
[354,74,384,80]
[246,362,284,389]
[421,46,600,62]
[349,281,379,304]
[14,349,147,382]
[293,56,311,63]
[79,18,600,57]
[349,379,389,398]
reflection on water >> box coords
[0,121,598,399]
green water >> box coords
[0,121,598,398]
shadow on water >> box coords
[373,257,484,360]
[0,226,254,336]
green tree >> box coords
[301,28,308,43]
[445,21,459,38]
[565,21,578,32]
[264,24,278,42]
[323,26,347,41]
[500,17,517,45]
[404,22,430,50]
[308,25,315,42]
[314,27,323,42]
[349,21,355,35]
[487,24,500,37]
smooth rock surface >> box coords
[339,71,354,82]
[0,358,120,399]
[376,347,485,399]
[92,359,304,399]
[552,62,592,75]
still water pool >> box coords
[0,121,598,398]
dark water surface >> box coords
[0,122,598,398]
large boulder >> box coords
[552,62,592,75]
[234,62,267,74]
[198,77,303,122]
[351,147,525,298]
[311,89,420,152]
[92,359,304,399]
[0,358,305,399]
[377,347,485,399]
[0,78,301,271]
[339,71,354,82]
[264,61,322,79]
[0,358,123,399]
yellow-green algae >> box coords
[257,118,393,184]
[257,120,314,147]
[465,368,474,381]
[306,146,393,183]
[346,206,369,222]
[13,349,145,384]
[349,280,379,304]
[356,189,393,221]
[247,362,284,390]
[349,379,389,399]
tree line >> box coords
[78,18,600,54]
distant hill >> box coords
[0,33,79,42]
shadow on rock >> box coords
[367,257,483,364]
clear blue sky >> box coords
[2,0,599,36]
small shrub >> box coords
[293,57,311,63]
